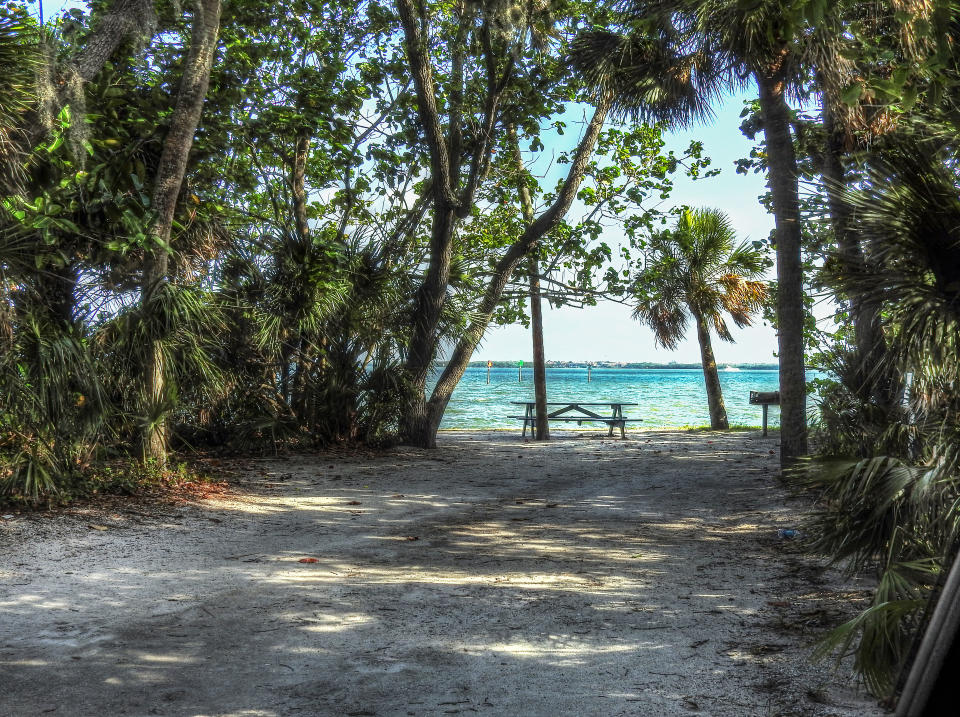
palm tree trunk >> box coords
[141,0,221,465]
[820,99,883,365]
[756,69,808,464]
[693,310,728,430]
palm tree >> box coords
[572,0,812,463]
[631,208,767,429]
[799,125,960,696]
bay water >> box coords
[433,366,793,430]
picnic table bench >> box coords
[509,401,640,439]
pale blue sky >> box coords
[34,0,784,363]
[481,89,780,363]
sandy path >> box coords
[0,431,882,717]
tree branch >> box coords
[395,0,459,209]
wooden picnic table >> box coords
[509,401,640,439]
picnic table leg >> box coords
[609,405,625,437]
[762,404,768,437]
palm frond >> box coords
[569,25,721,127]
[630,207,768,348]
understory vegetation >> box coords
[2,0,960,700]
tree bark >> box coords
[68,0,157,83]
[394,0,458,207]
[291,127,310,243]
[288,127,311,410]
[509,124,549,440]
[27,0,157,149]
[757,68,808,464]
[820,98,884,371]
[141,0,221,465]
[693,309,728,430]
[401,206,458,443]
[529,255,549,440]
[395,0,509,446]
[395,0,462,443]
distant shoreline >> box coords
[443,361,779,370]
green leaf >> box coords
[841,83,864,105]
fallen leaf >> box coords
[346,500,362,505]
[298,557,319,563]
[87,524,109,531]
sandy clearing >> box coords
[0,430,883,717]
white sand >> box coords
[0,430,883,716]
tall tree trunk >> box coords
[420,94,613,446]
[529,256,549,440]
[509,124,549,440]
[288,127,310,411]
[756,69,808,465]
[141,0,221,465]
[820,97,885,379]
[821,98,899,407]
[291,127,310,243]
[693,309,728,430]
[395,0,509,446]
[401,206,458,444]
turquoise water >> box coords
[432,367,794,429]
